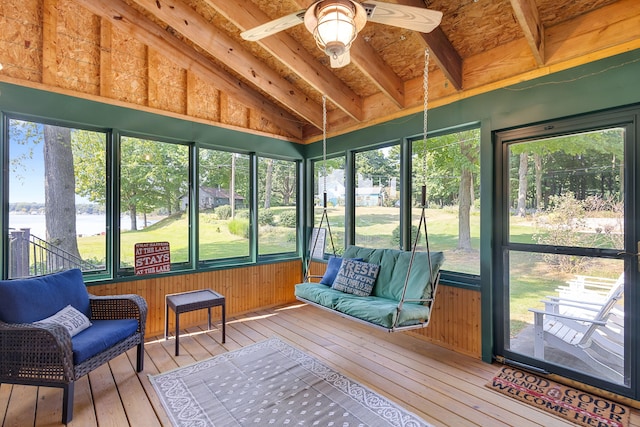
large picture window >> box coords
[354,146,401,249]
[412,128,480,275]
[198,148,251,262]
[7,119,107,278]
[258,157,297,256]
[119,136,189,270]
[313,156,346,256]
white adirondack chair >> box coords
[529,273,624,383]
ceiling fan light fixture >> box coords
[305,0,366,60]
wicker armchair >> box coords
[0,269,147,424]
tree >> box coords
[509,128,624,214]
[517,152,528,216]
[263,158,273,209]
[44,125,81,268]
[415,129,480,251]
[272,160,296,206]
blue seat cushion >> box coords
[0,269,90,324]
[72,319,139,365]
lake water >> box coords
[9,214,155,238]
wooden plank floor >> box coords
[1,302,639,427]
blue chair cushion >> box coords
[0,269,90,324]
[71,319,139,365]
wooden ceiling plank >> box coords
[99,18,113,98]
[544,0,640,64]
[42,0,57,86]
[130,0,323,129]
[510,0,545,65]
[392,0,463,90]
[205,0,367,121]
[73,0,304,138]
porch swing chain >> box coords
[397,50,434,318]
[321,95,336,255]
[305,96,335,281]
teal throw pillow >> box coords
[332,259,380,296]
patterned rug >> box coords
[486,366,630,427]
[150,337,431,426]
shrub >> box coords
[216,205,232,220]
[279,211,297,228]
[260,208,275,226]
[391,224,418,248]
[228,218,249,238]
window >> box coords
[119,136,189,271]
[198,148,250,262]
[258,157,297,256]
[354,145,401,249]
[7,119,107,278]
[412,128,480,275]
[312,156,346,256]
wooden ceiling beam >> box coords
[206,0,367,121]
[73,0,304,138]
[130,0,323,129]
[510,0,545,65]
[348,37,405,108]
[396,0,463,91]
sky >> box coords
[9,120,90,204]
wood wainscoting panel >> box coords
[87,260,303,337]
[409,285,482,359]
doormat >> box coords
[486,366,629,427]
[150,337,432,426]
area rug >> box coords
[486,366,629,427]
[150,337,431,426]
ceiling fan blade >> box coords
[240,10,307,41]
[363,1,443,33]
[330,51,351,68]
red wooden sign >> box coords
[134,242,170,275]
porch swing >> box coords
[295,51,444,332]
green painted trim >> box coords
[0,81,305,160]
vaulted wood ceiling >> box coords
[69,0,640,142]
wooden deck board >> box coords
[0,302,638,427]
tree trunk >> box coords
[457,168,472,251]
[517,152,528,216]
[129,205,137,231]
[534,153,543,210]
[230,154,236,217]
[43,125,81,270]
[264,158,273,209]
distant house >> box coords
[355,187,381,207]
[180,187,246,211]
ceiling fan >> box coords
[240,0,442,68]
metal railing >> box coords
[9,228,99,278]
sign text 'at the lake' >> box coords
[134,242,170,275]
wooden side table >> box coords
[165,289,226,356]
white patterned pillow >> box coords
[35,305,92,337]
[331,259,380,296]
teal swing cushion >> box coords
[295,245,444,329]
